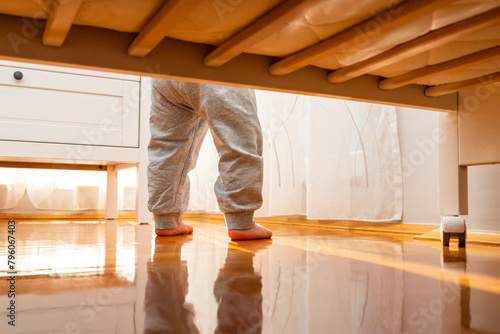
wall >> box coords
[397,107,500,232]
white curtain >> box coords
[0,168,26,209]
[189,90,403,222]
[25,169,105,210]
[306,97,403,221]
[257,90,308,216]
[0,168,136,211]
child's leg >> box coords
[148,80,208,235]
[180,83,272,240]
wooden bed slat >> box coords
[424,71,500,97]
[203,0,310,67]
[326,6,500,84]
[268,0,455,76]
[379,45,500,90]
[128,0,199,57]
[42,0,83,47]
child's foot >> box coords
[228,223,273,240]
[155,222,194,236]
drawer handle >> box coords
[13,71,23,80]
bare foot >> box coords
[228,223,273,240]
[155,222,194,236]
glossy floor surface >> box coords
[1,218,500,334]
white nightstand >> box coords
[0,60,151,223]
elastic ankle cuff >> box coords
[224,211,255,230]
[154,214,182,229]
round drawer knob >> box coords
[13,71,23,80]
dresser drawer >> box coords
[0,65,139,147]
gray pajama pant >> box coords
[147,79,263,230]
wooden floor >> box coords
[1,218,499,333]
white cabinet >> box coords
[0,65,139,147]
[0,60,151,223]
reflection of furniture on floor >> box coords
[0,60,151,223]
[0,221,147,333]
[440,247,471,332]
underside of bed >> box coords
[1,0,499,111]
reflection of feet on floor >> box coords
[214,247,263,334]
[155,222,194,236]
[154,234,193,246]
[228,223,273,241]
[152,235,193,262]
[145,234,199,334]
[229,239,273,253]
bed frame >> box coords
[1,0,500,246]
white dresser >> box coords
[0,60,151,223]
